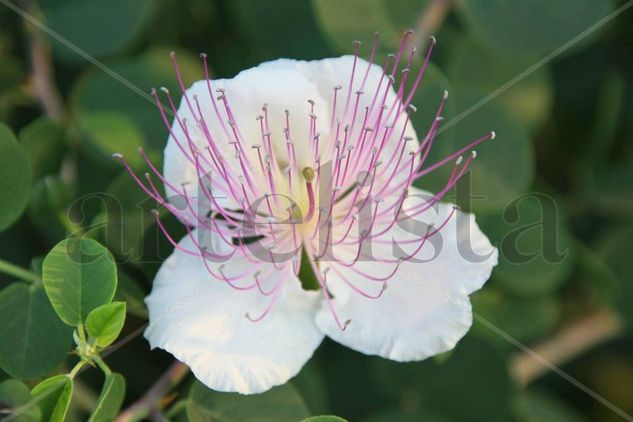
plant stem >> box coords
[77,324,87,343]
[57,211,85,237]
[93,354,112,376]
[510,309,622,385]
[114,362,190,422]
[409,0,452,50]
[69,360,87,379]
[0,259,40,283]
[20,0,66,122]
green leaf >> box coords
[472,288,560,344]
[477,189,574,295]
[0,379,42,421]
[301,417,348,422]
[371,336,514,422]
[585,160,633,219]
[19,116,67,180]
[383,0,432,30]
[584,70,627,170]
[186,382,310,422]
[101,170,156,262]
[312,0,402,55]
[86,302,126,347]
[0,51,26,122]
[517,389,586,422]
[291,360,330,415]
[458,0,614,57]
[88,372,126,422]
[0,123,32,231]
[417,94,534,212]
[573,242,619,307]
[599,226,633,326]
[29,177,73,214]
[71,47,202,149]
[42,238,118,326]
[312,0,434,57]
[31,374,73,422]
[229,0,331,61]
[28,176,75,241]
[78,111,146,169]
[0,284,73,380]
[40,0,153,63]
[447,37,553,130]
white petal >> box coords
[316,187,497,361]
[260,56,420,188]
[163,60,331,223]
[145,231,324,394]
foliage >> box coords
[0,0,631,420]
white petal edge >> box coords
[316,187,497,361]
[144,230,324,394]
[163,59,331,222]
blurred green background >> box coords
[0,0,632,420]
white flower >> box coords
[117,34,497,394]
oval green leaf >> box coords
[28,176,75,241]
[599,226,633,326]
[312,0,399,55]
[19,116,67,181]
[70,47,202,149]
[447,38,553,130]
[0,123,32,231]
[312,0,431,56]
[42,238,118,326]
[78,111,146,169]
[102,170,156,262]
[371,336,514,421]
[86,302,126,347]
[472,288,560,344]
[88,372,126,422]
[0,283,73,379]
[585,160,633,219]
[31,374,73,422]
[517,389,585,422]
[40,0,153,63]
[477,190,574,295]
[420,94,534,212]
[0,379,42,421]
[458,0,614,57]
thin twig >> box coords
[20,0,66,122]
[409,0,452,51]
[0,259,40,283]
[511,309,622,385]
[114,361,190,422]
